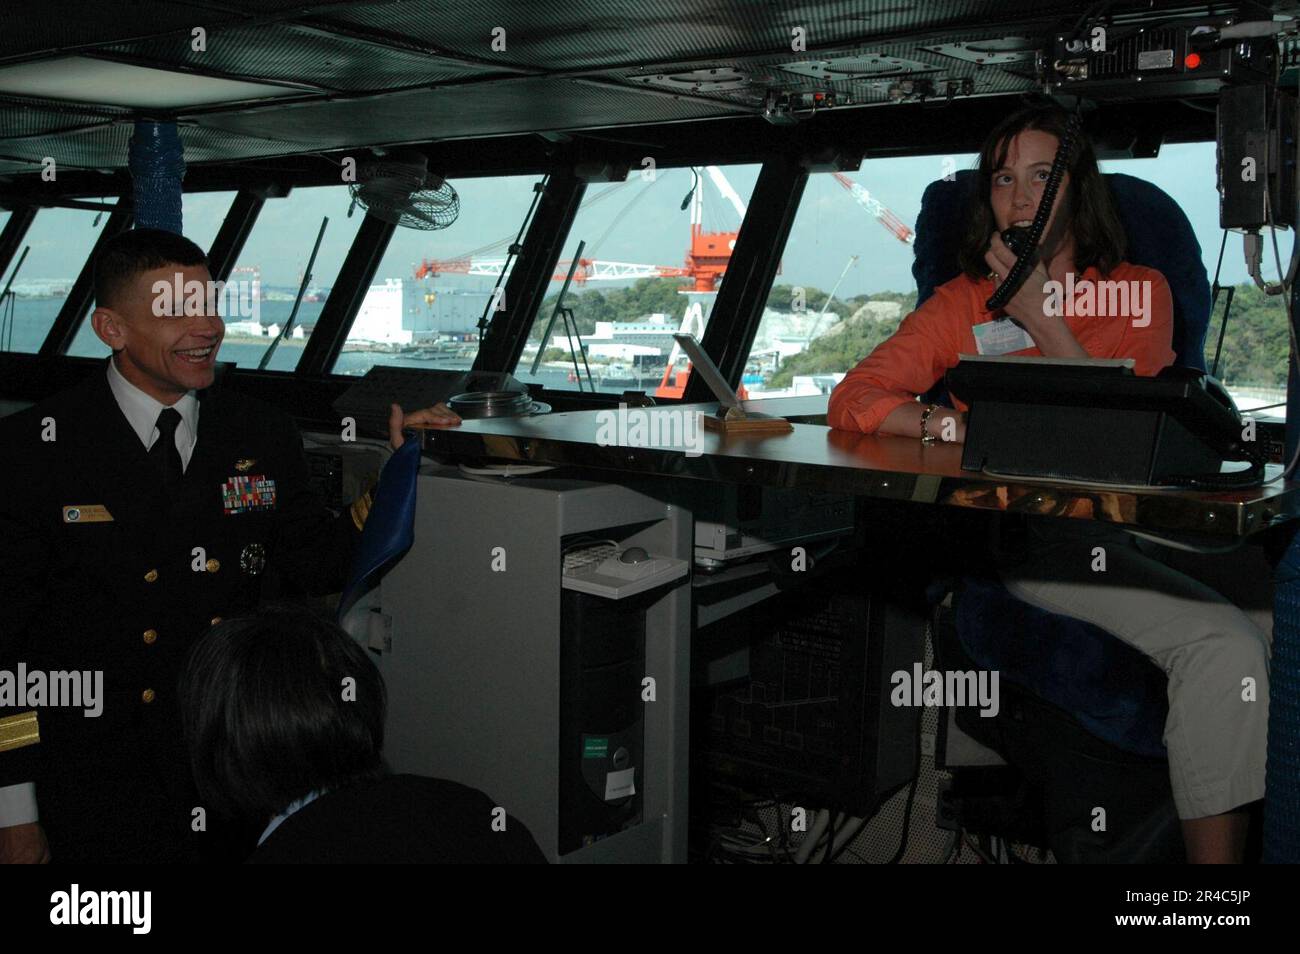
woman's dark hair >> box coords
[957,103,1127,279]
[180,604,387,823]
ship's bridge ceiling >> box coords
[1,0,1292,187]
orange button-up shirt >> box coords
[827,263,1176,434]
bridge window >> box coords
[329,173,545,377]
[739,160,938,401]
[0,202,110,354]
[217,185,365,372]
[511,163,760,396]
[68,187,372,367]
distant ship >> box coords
[261,284,326,303]
[11,280,74,299]
[599,363,643,390]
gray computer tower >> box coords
[358,465,691,862]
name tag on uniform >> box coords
[221,475,277,515]
[973,318,1036,356]
[63,504,113,523]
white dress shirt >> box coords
[0,357,201,831]
[105,354,201,470]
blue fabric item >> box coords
[909,170,1209,758]
[128,121,186,235]
[1264,503,1300,861]
[259,789,323,846]
[337,435,421,620]
[1265,271,1300,861]
[955,577,1169,757]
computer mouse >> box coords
[619,546,650,564]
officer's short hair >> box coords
[94,228,207,310]
[180,604,387,823]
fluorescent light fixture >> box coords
[0,56,299,109]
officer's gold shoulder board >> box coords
[0,711,40,752]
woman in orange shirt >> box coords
[829,105,1175,438]
[830,104,1269,864]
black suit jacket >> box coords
[247,775,548,864]
[0,359,361,862]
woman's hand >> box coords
[879,402,967,444]
[984,232,1056,332]
[983,233,1087,359]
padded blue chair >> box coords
[914,169,1212,758]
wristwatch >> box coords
[920,404,940,445]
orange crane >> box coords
[832,173,915,245]
[656,174,912,399]
[653,166,746,398]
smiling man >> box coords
[0,228,460,864]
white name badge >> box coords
[972,317,1036,356]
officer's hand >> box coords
[0,822,50,864]
[389,402,461,450]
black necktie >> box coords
[150,407,184,493]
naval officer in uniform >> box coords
[0,228,460,863]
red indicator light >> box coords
[1185,52,1202,69]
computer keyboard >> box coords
[561,542,689,599]
[563,543,619,575]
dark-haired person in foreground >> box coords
[829,104,1270,863]
[181,606,546,863]
[0,228,462,863]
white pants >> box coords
[994,520,1271,819]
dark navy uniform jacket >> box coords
[0,359,361,862]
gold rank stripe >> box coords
[0,711,39,753]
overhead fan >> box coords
[347,151,460,230]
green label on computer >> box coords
[583,737,609,759]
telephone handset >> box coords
[1157,365,1238,411]
[984,111,1083,312]
[1001,225,1035,259]
[1150,366,1264,488]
